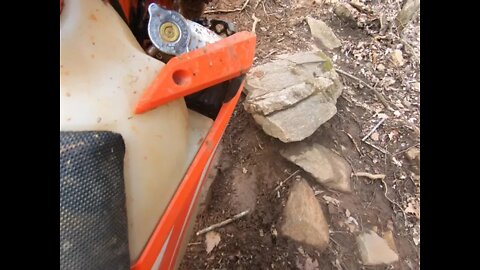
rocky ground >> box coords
[179,0,420,269]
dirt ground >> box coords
[179,0,420,269]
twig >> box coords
[262,0,268,16]
[255,134,264,150]
[251,14,261,33]
[196,209,250,236]
[343,156,358,191]
[204,0,251,14]
[381,178,408,228]
[361,118,386,141]
[330,231,352,234]
[264,50,278,58]
[342,130,363,157]
[329,236,344,250]
[362,140,388,155]
[272,170,300,193]
[353,172,386,180]
[254,0,263,9]
[187,242,202,246]
[336,69,395,111]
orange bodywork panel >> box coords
[134,31,257,114]
[132,32,256,269]
[132,88,243,270]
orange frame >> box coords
[132,32,256,269]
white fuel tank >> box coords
[60,0,213,262]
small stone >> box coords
[280,180,330,251]
[334,3,357,23]
[280,143,352,192]
[390,49,405,67]
[306,16,342,50]
[376,63,385,72]
[357,230,399,265]
[405,147,420,162]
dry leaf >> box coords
[345,209,351,217]
[392,156,402,167]
[346,216,358,226]
[272,227,278,237]
[371,132,379,141]
[205,231,221,254]
[388,130,398,140]
[242,167,248,174]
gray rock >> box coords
[253,96,337,142]
[334,3,357,23]
[244,79,333,115]
[306,16,341,50]
[395,0,420,32]
[280,143,352,192]
[280,180,329,251]
[357,230,399,265]
[244,51,343,142]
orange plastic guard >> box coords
[134,31,256,114]
[131,81,244,270]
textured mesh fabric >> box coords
[60,131,130,270]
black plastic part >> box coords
[60,131,130,270]
[224,75,245,103]
[185,75,245,119]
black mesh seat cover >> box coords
[60,131,130,270]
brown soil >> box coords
[179,0,420,269]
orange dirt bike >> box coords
[60,0,256,269]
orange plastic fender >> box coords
[134,31,256,114]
